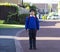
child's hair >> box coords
[29,9,36,12]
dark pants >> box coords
[29,29,36,49]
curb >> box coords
[15,29,25,52]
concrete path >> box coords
[0,21,60,52]
[0,28,23,52]
[16,21,60,52]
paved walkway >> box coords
[0,39,16,52]
[0,21,60,52]
[0,28,23,52]
[16,21,60,52]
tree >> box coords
[23,2,37,10]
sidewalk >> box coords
[0,21,60,52]
[0,39,16,52]
[16,21,60,52]
[0,28,23,52]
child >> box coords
[25,9,39,50]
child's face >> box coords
[30,11,35,15]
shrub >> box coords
[18,14,29,24]
[0,3,29,24]
[0,3,19,20]
[4,14,29,24]
[4,12,18,24]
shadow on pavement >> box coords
[40,21,60,26]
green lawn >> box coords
[0,20,5,24]
[0,24,25,28]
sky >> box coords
[23,0,60,4]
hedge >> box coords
[0,3,29,24]
[18,14,29,24]
[4,14,29,24]
[0,3,18,20]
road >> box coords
[0,21,60,52]
[0,28,23,52]
[17,21,60,52]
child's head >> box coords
[29,9,36,15]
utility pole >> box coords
[22,0,23,6]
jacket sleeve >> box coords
[25,17,29,30]
[36,18,39,30]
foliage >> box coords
[0,20,5,24]
[4,12,18,24]
[0,3,18,6]
[0,3,19,24]
[23,3,30,7]
[30,5,37,10]
[0,2,37,24]
[0,3,19,12]
[4,13,29,24]
[18,14,29,24]
[23,3,37,10]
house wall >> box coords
[0,0,21,4]
[34,3,58,13]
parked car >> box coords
[47,12,60,20]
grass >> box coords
[0,20,25,28]
[0,20,5,24]
[0,24,25,28]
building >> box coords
[34,3,58,14]
[33,3,58,20]
[0,0,21,4]
[58,1,60,15]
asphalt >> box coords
[0,28,23,36]
[17,21,60,52]
[0,39,16,52]
[19,40,60,52]
[0,21,60,52]
[0,28,23,52]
